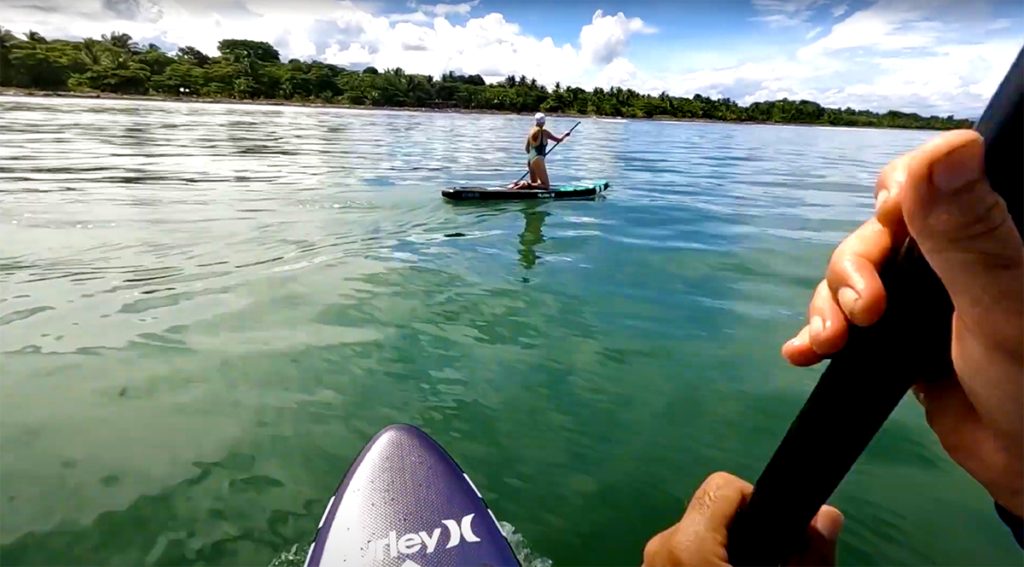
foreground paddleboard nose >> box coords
[305,424,521,567]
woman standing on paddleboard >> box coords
[509,113,572,190]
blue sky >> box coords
[2,0,1022,116]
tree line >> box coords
[0,28,974,130]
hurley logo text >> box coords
[369,513,481,560]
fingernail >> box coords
[816,508,845,541]
[932,144,984,194]
[875,189,889,212]
[838,287,859,318]
[810,316,824,339]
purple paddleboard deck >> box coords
[305,424,521,567]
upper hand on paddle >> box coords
[642,472,843,567]
[781,129,1024,517]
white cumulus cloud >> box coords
[421,0,479,17]
[750,0,828,27]
[323,42,374,68]
[797,1,937,60]
[579,9,656,67]
[394,0,477,22]
[593,57,639,89]
[986,18,1012,31]
[387,12,431,24]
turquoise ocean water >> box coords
[0,97,1019,566]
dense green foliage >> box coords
[0,27,973,130]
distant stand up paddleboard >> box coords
[304,424,521,567]
[442,181,610,201]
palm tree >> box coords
[108,50,150,76]
[1,26,20,45]
[0,26,21,86]
[176,46,210,67]
[102,31,138,53]
[26,30,47,43]
[78,38,108,67]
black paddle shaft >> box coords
[515,121,582,183]
[727,44,1024,567]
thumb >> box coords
[785,505,844,566]
[901,130,1024,330]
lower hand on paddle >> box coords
[642,473,843,567]
[643,129,1024,565]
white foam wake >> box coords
[500,521,554,567]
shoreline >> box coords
[0,88,950,131]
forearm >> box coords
[545,130,564,144]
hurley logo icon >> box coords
[370,513,481,560]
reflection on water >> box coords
[0,96,1020,567]
[519,205,549,272]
